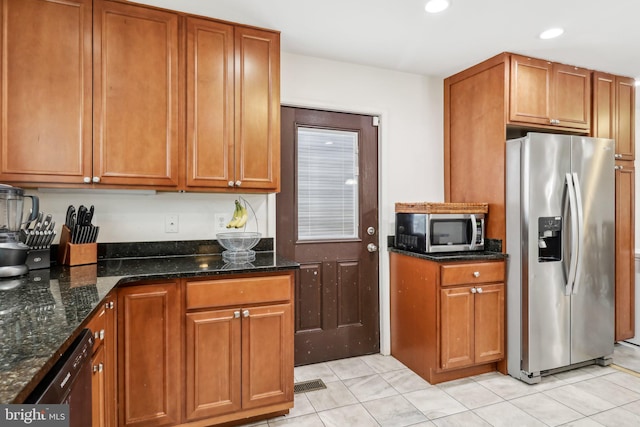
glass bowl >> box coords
[216,232,261,251]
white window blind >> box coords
[297,127,359,240]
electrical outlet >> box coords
[214,214,229,233]
[165,214,179,233]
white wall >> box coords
[281,52,444,354]
[26,190,270,243]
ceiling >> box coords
[134,0,640,80]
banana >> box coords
[225,200,242,228]
[225,200,249,229]
[234,204,248,228]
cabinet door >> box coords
[93,0,179,187]
[615,77,635,160]
[234,27,280,191]
[185,309,241,421]
[242,303,293,409]
[0,0,92,184]
[118,282,181,427]
[509,55,552,126]
[473,283,504,364]
[103,294,117,427]
[551,63,590,130]
[440,286,474,370]
[92,344,106,427]
[615,161,635,341]
[592,72,616,140]
[185,17,234,189]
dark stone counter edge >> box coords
[10,255,299,404]
[388,247,508,261]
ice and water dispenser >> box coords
[538,216,562,262]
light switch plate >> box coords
[165,214,179,233]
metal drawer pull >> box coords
[473,271,480,278]
[243,309,250,318]
[93,363,103,373]
[471,287,477,294]
[477,287,483,293]
[234,311,240,319]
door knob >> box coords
[367,243,378,252]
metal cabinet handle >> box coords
[615,165,624,170]
[83,177,91,183]
[99,330,105,340]
[476,287,483,293]
[473,271,480,278]
[93,363,103,373]
[234,311,240,318]
[106,301,114,309]
[228,181,234,187]
[92,176,100,183]
[615,153,623,159]
[235,180,242,187]
[471,287,477,294]
[242,309,250,318]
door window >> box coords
[296,127,359,241]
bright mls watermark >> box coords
[0,405,69,426]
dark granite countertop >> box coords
[0,239,298,404]
[388,247,508,262]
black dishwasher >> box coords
[26,328,93,427]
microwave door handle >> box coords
[469,214,477,250]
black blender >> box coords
[0,184,38,277]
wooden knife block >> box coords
[58,225,97,266]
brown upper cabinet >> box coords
[0,0,280,193]
[0,0,93,185]
[185,18,281,192]
[93,0,180,188]
[592,72,636,160]
[510,54,591,131]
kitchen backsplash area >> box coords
[26,190,271,244]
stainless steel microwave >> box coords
[394,212,485,253]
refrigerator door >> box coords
[521,133,572,374]
[569,136,615,364]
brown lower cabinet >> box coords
[390,252,505,384]
[87,293,116,427]
[112,272,294,427]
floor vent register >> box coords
[293,379,327,394]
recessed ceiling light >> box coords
[425,0,450,14]
[539,28,564,40]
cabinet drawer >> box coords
[86,304,106,354]
[186,274,293,309]
[440,262,504,286]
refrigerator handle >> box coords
[571,172,584,295]
[565,173,579,296]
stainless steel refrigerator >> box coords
[506,132,615,384]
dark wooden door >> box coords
[277,107,379,366]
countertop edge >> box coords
[388,247,508,261]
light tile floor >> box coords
[239,342,640,427]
